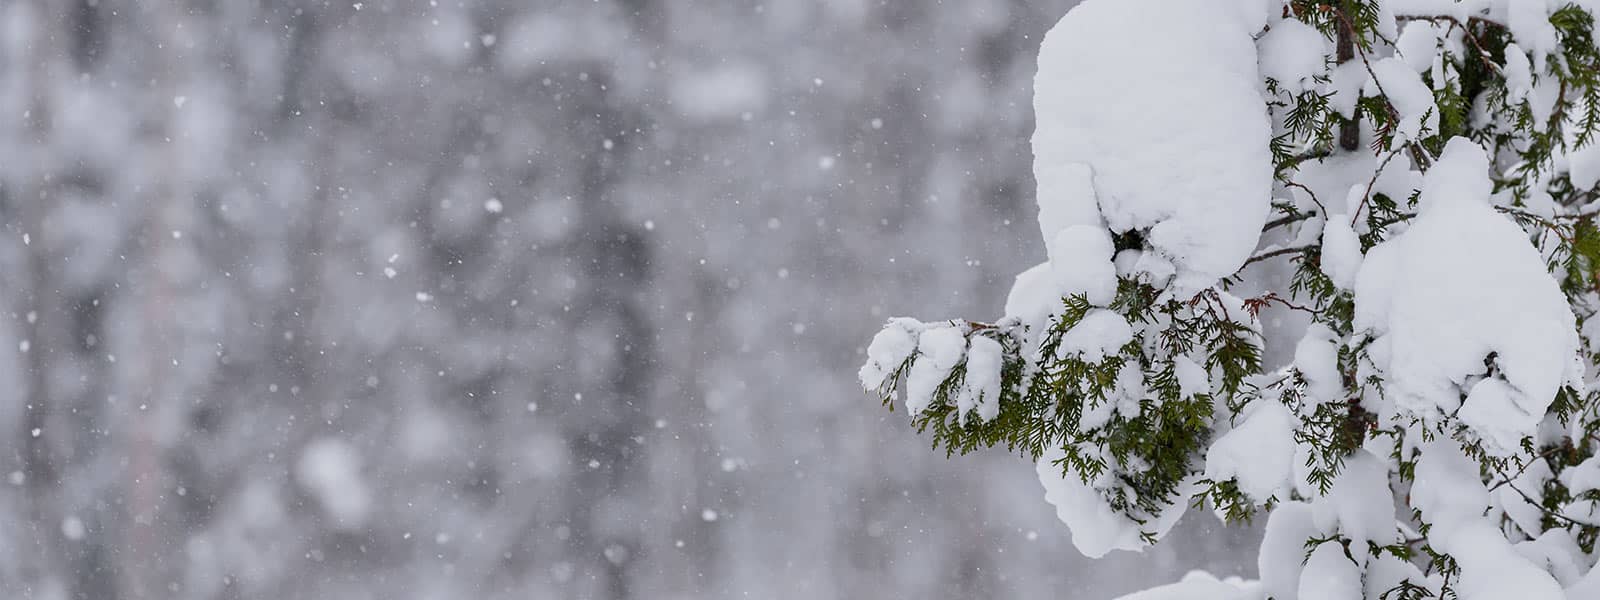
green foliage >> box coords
[866,2,1600,595]
[1379,580,1437,600]
[873,279,1267,531]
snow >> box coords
[1259,502,1319,600]
[1293,323,1344,405]
[904,325,968,415]
[1299,543,1361,600]
[858,317,922,390]
[1112,571,1262,600]
[1328,61,1368,120]
[1386,0,1482,21]
[1258,18,1329,95]
[1496,458,1554,537]
[1396,21,1442,72]
[1033,0,1272,295]
[1048,225,1118,306]
[1515,531,1587,587]
[1353,139,1580,450]
[1366,57,1439,145]
[1441,520,1566,600]
[1570,567,1600,598]
[1411,437,1488,523]
[1311,450,1397,550]
[1034,163,1103,247]
[1505,42,1537,111]
[1563,454,1600,493]
[1568,139,1600,191]
[1319,218,1362,291]
[960,335,1004,423]
[1411,467,1562,600]
[1203,400,1295,501]
[1060,309,1134,363]
[1174,355,1209,399]
[1004,262,1060,327]
[1504,41,1560,124]
[1458,377,1537,454]
[1507,0,1559,60]
[1559,455,1600,521]
[1363,555,1430,600]
[1037,446,1194,558]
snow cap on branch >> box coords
[1031,0,1272,299]
[1354,138,1580,454]
[1037,445,1196,558]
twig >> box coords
[1486,444,1567,492]
[1263,211,1319,233]
[1497,206,1576,244]
[1243,292,1323,317]
[1284,181,1329,216]
[1243,245,1317,268]
[1352,147,1406,227]
[1493,464,1600,529]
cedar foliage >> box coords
[863,1,1600,595]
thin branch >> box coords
[1263,211,1319,233]
[1492,464,1600,529]
[1243,292,1323,317]
[1497,206,1577,244]
[1394,14,1508,31]
[959,319,1025,336]
[1486,444,1567,492]
[1352,147,1406,227]
[1284,181,1329,216]
[1243,245,1316,268]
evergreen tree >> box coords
[863,0,1600,597]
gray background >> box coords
[0,1,1254,598]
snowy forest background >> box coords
[0,1,1252,598]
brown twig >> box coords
[1243,292,1323,318]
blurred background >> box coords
[0,1,1255,598]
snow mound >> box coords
[959,335,1003,423]
[1060,309,1133,363]
[1113,570,1262,600]
[1204,400,1296,502]
[1037,445,1193,558]
[1410,423,1565,598]
[1033,0,1272,296]
[1353,138,1579,453]
[1259,502,1320,600]
[905,325,967,416]
[858,317,922,390]
[1259,17,1330,95]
